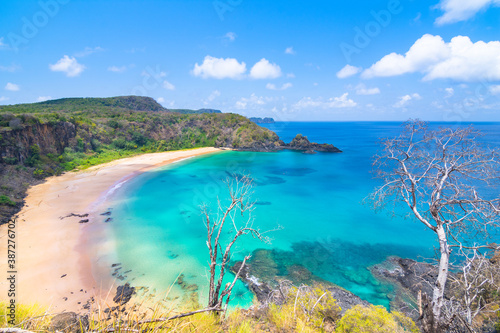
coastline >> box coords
[0,147,223,312]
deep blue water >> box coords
[90,122,500,309]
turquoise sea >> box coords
[89,122,500,309]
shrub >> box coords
[0,195,16,206]
[335,305,419,333]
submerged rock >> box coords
[113,283,135,305]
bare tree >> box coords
[203,175,276,313]
[370,120,500,332]
[443,249,500,331]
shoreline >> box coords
[0,147,223,312]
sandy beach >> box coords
[0,147,222,312]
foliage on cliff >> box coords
[0,96,281,223]
[0,284,419,332]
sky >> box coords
[1,0,500,121]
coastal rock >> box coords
[231,249,370,313]
[285,134,342,153]
[51,312,89,333]
[370,256,454,317]
[113,283,135,305]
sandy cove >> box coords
[0,147,222,312]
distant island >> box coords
[249,117,275,124]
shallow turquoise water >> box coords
[92,122,500,309]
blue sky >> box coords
[1,0,500,121]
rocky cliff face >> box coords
[1,122,76,164]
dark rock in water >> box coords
[371,256,454,317]
[111,263,121,267]
[61,274,67,278]
[105,217,113,223]
[284,134,342,153]
[78,219,89,223]
[113,283,135,305]
[100,211,112,216]
[327,286,370,315]
[232,261,273,303]
[51,312,89,333]
[304,149,317,154]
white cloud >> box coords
[286,73,296,78]
[355,84,380,95]
[163,80,175,90]
[293,93,357,109]
[0,64,21,72]
[224,32,237,41]
[235,93,267,110]
[5,83,19,91]
[157,97,165,103]
[74,46,104,57]
[393,93,421,108]
[108,65,127,73]
[435,0,500,25]
[489,85,500,95]
[249,58,282,79]
[207,90,221,102]
[363,34,500,82]
[192,55,246,79]
[0,96,9,102]
[285,47,296,55]
[37,96,52,102]
[266,82,293,91]
[336,65,362,79]
[49,55,85,77]
[445,87,454,97]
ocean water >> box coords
[89,122,500,309]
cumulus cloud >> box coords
[0,96,9,102]
[49,55,85,77]
[336,65,362,79]
[74,46,104,57]
[5,83,19,91]
[489,85,500,95]
[207,90,221,102]
[293,93,357,109]
[393,93,421,108]
[250,58,282,79]
[285,47,296,55]
[435,0,500,25]
[37,96,52,102]
[108,65,127,73]
[266,82,293,91]
[224,32,237,42]
[363,34,500,82]
[192,56,246,79]
[235,93,267,110]
[163,80,175,90]
[157,97,165,103]
[0,64,21,72]
[355,84,380,95]
[445,87,454,97]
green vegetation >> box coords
[0,285,420,332]
[170,108,222,114]
[0,96,282,223]
[336,305,419,333]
